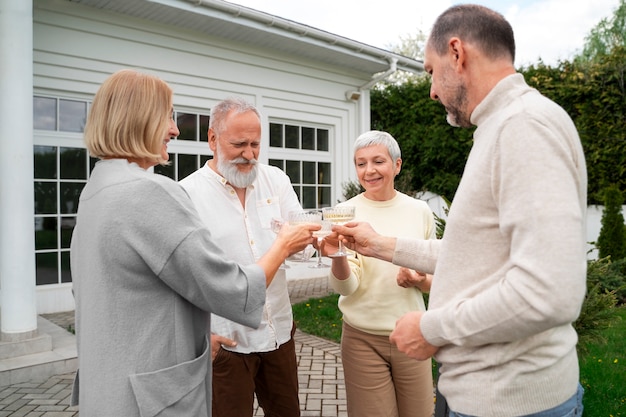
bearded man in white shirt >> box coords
[180,97,304,417]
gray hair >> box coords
[209,97,261,136]
[353,130,401,162]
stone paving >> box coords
[0,275,348,417]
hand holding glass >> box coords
[311,219,332,268]
[322,206,356,257]
[288,210,322,262]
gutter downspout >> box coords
[345,57,397,101]
[360,57,398,90]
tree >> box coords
[371,77,473,201]
[577,0,626,63]
[597,184,626,260]
[522,45,626,204]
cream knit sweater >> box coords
[330,192,436,336]
[393,74,587,416]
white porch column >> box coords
[0,0,37,339]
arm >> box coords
[335,222,440,274]
[333,222,397,261]
[258,222,319,286]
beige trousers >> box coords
[341,322,434,417]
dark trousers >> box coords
[212,325,300,417]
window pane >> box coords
[36,252,58,285]
[60,147,87,179]
[302,186,316,209]
[319,162,331,184]
[200,115,210,142]
[292,185,301,201]
[59,99,87,132]
[60,217,76,248]
[269,159,283,170]
[270,123,283,148]
[60,183,82,214]
[61,251,72,283]
[35,217,57,250]
[155,159,175,179]
[317,129,329,151]
[319,186,332,207]
[34,146,57,179]
[200,155,212,166]
[177,113,197,141]
[302,127,315,150]
[285,125,299,149]
[33,96,57,130]
[35,182,57,214]
[178,154,197,181]
[302,161,316,184]
[90,156,98,173]
[285,160,300,183]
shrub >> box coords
[575,257,622,354]
[597,184,626,260]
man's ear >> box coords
[448,37,466,72]
[208,128,217,152]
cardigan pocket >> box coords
[129,337,210,417]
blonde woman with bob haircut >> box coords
[70,69,318,417]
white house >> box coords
[0,0,425,347]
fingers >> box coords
[210,334,237,361]
[213,334,237,348]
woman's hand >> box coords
[396,267,432,292]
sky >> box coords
[228,0,620,67]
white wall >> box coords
[586,205,626,259]
[31,0,370,313]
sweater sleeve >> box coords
[122,178,266,329]
[421,113,587,347]
[392,237,440,275]
[160,229,266,329]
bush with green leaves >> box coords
[597,184,626,260]
[575,257,622,354]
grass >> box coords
[292,293,342,343]
[579,306,626,417]
[293,296,626,417]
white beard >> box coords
[216,148,258,188]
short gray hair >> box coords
[353,130,401,162]
[209,97,261,136]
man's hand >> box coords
[333,222,396,261]
[210,333,237,361]
[389,311,439,361]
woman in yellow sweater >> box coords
[326,130,436,417]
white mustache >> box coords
[229,158,258,166]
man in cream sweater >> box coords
[333,5,587,417]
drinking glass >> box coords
[288,210,322,262]
[322,206,356,257]
[270,217,290,269]
[310,219,332,269]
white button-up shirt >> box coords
[180,163,302,353]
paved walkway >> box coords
[0,275,347,417]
